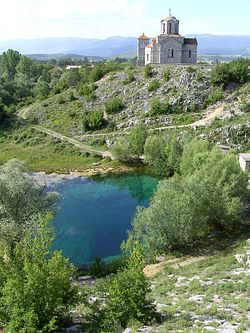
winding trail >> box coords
[33,126,112,158]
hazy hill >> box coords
[0,35,250,57]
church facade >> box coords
[137,11,198,66]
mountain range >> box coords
[0,35,249,58]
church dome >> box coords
[138,33,149,40]
[165,15,177,21]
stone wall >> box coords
[182,44,197,64]
[137,39,149,66]
[158,37,183,64]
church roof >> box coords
[138,33,149,40]
[184,38,198,45]
[164,15,177,21]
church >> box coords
[137,11,198,66]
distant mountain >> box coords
[0,35,249,58]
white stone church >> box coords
[137,11,198,66]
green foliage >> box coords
[240,102,250,113]
[205,86,224,107]
[210,59,250,87]
[99,244,151,332]
[77,83,97,101]
[112,138,132,162]
[148,80,161,92]
[123,70,135,85]
[0,215,76,333]
[0,159,58,244]
[128,141,249,256]
[82,110,105,131]
[186,66,196,74]
[144,64,153,78]
[163,69,170,81]
[150,97,171,116]
[105,97,124,114]
[128,123,147,158]
[144,133,183,177]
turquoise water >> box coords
[49,174,158,267]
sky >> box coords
[0,0,249,41]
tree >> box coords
[0,49,21,80]
[127,146,249,256]
[112,138,132,162]
[100,244,151,331]
[0,215,76,333]
[128,123,147,159]
[0,159,58,245]
[144,133,183,177]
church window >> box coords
[171,49,174,58]
[169,23,172,33]
[147,54,149,62]
[189,50,192,58]
[163,23,166,33]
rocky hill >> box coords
[23,64,250,152]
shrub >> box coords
[186,66,196,73]
[57,95,66,104]
[105,97,124,114]
[82,110,105,131]
[205,86,224,107]
[210,59,250,87]
[128,123,147,158]
[123,70,135,85]
[0,216,76,333]
[144,64,153,78]
[148,80,161,92]
[150,97,171,116]
[240,102,250,113]
[163,69,170,81]
[77,83,97,102]
[100,245,151,331]
[112,138,131,162]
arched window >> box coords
[172,49,174,58]
[163,23,166,33]
[169,23,172,34]
[189,50,192,58]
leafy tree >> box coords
[128,123,147,159]
[144,64,153,78]
[144,133,183,177]
[0,215,76,333]
[100,244,151,331]
[0,49,21,80]
[127,146,249,256]
[0,159,58,245]
[82,110,105,131]
[112,138,132,162]
[105,97,124,114]
[150,97,171,116]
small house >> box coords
[239,154,250,172]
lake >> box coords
[47,174,158,267]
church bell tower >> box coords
[161,9,179,35]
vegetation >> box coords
[148,80,161,92]
[144,133,183,177]
[105,97,124,114]
[204,86,224,106]
[210,59,250,87]
[149,97,172,116]
[82,110,105,131]
[0,216,76,333]
[144,64,153,78]
[127,140,249,257]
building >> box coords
[239,154,250,172]
[137,10,198,66]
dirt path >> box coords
[33,126,112,158]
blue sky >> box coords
[0,0,249,41]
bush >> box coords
[210,59,250,87]
[205,86,224,107]
[82,110,105,131]
[105,97,124,114]
[186,66,196,73]
[144,64,153,78]
[144,133,183,177]
[0,216,76,332]
[128,142,249,256]
[163,69,170,81]
[112,138,131,162]
[128,123,147,159]
[77,83,97,102]
[148,80,161,92]
[240,102,250,112]
[150,97,171,116]
[100,245,151,331]
[123,70,135,85]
